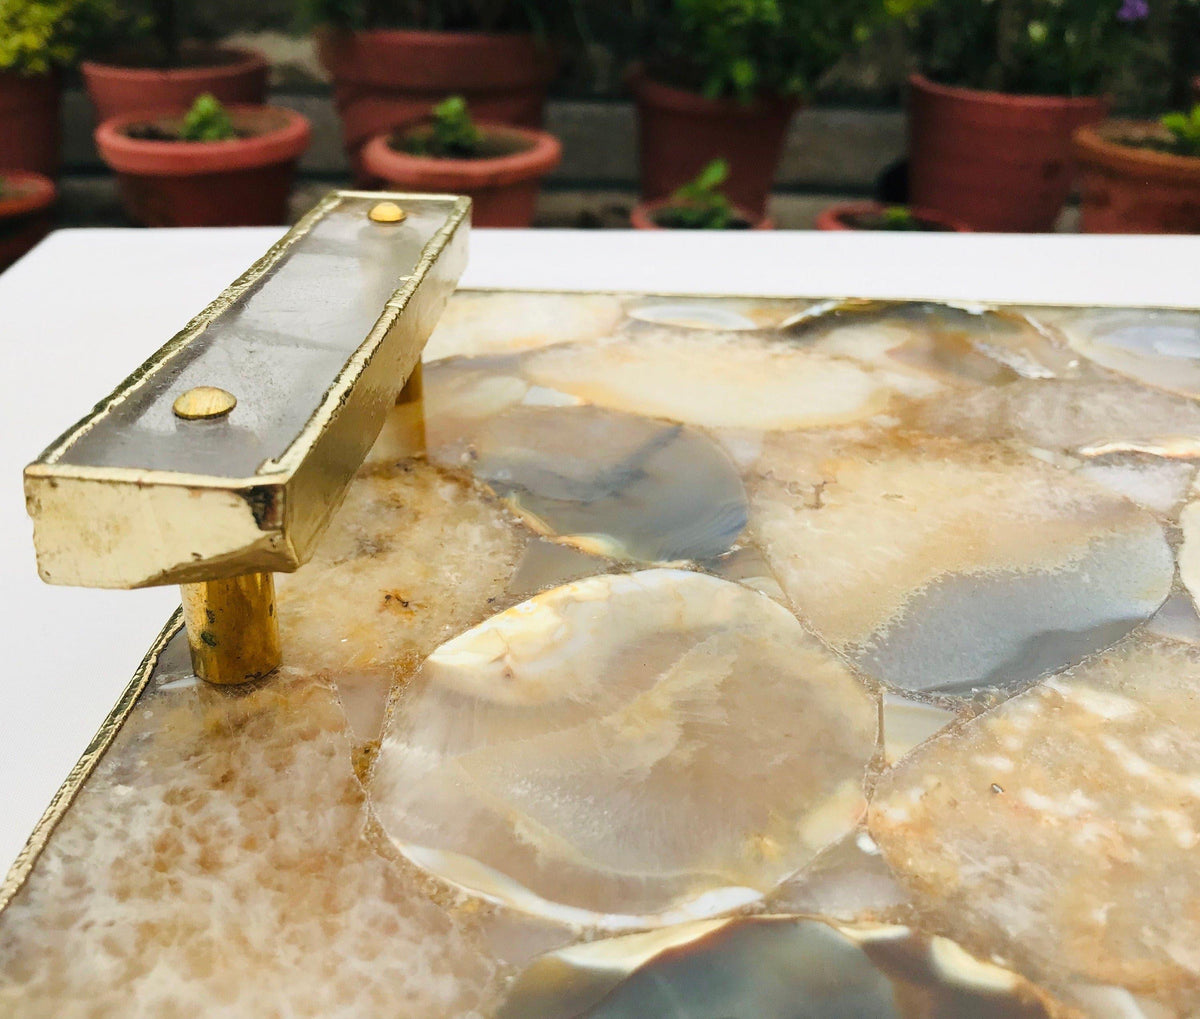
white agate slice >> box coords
[371,569,878,927]
[424,291,625,361]
[521,329,941,431]
[749,432,1173,695]
[1059,309,1200,397]
[869,636,1200,1011]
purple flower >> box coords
[1117,0,1149,21]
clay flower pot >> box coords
[94,105,310,227]
[0,71,61,176]
[0,170,55,269]
[633,70,797,219]
[908,74,1109,233]
[82,47,269,121]
[630,197,773,230]
[1074,120,1200,234]
[361,123,560,228]
[318,29,556,177]
[815,201,971,232]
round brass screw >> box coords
[369,201,407,224]
[173,386,237,420]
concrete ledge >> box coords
[64,92,904,192]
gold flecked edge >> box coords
[0,610,184,914]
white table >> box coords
[2,225,1198,874]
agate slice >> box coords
[431,403,749,562]
[498,916,1063,1019]
[371,569,879,927]
[1059,309,1200,396]
[869,637,1200,1014]
[782,300,1078,384]
[909,377,1200,460]
[423,291,624,361]
[275,461,526,739]
[521,328,942,431]
[0,638,500,1019]
[625,297,801,332]
[749,433,1173,695]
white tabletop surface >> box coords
[2,224,1199,875]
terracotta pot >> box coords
[318,29,556,177]
[1074,120,1200,234]
[908,74,1109,232]
[82,47,269,121]
[633,71,797,218]
[0,72,61,176]
[0,170,55,269]
[815,200,971,232]
[630,197,773,230]
[361,123,560,227]
[94,105,310,227]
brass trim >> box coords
[25,191,470,589]
[181,572,280,685]
[0,610,184,914]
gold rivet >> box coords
[369,201,407,224]
[173,386,237,420]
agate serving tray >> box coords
[5,289,1200,1018]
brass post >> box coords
[180,572,281,685]
[395,361,426,455]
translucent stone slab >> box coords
[10,290,1200,1018]
[498,916,1064,1019]
[430,401,749,563]
[748,431,1173,695]
[1058,309,1200,397]
[371,570,878,927]
[870,636,1200,1014]
[0,634,502,1018]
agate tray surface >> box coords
[5,291,1200,1018]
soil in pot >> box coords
[82,46,270,121]
[361,120,561,228]
[318,29,556,177]
[0,72,61,176]
[1075,120,1200,233]
[908,74,1109,232]
[633,71,797,219]
[816,201,971,232]
[94,105,310,227]
[0,170,55,269]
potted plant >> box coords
[630,157,773,229]
[0,169,55,268]
[94,93,311,227]
[0,0,114,175]
[631,0,898,218]
[1074,103,1200,232]
[81,0,268,120]
[816,201,971,231]
[306,0,568,176]
[902,0,1152,232]
[362,94,560,227]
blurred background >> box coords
[0,0,1199,259]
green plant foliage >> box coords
[0,0,116,75]
[881,205,917,228]
[1162,104,1200,156]
[903,0,1157,97]
[404,94,485,157]
[642,0,904,102]
[180,93,237,142]
[297,0,583,35]
[656,158,737,228]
